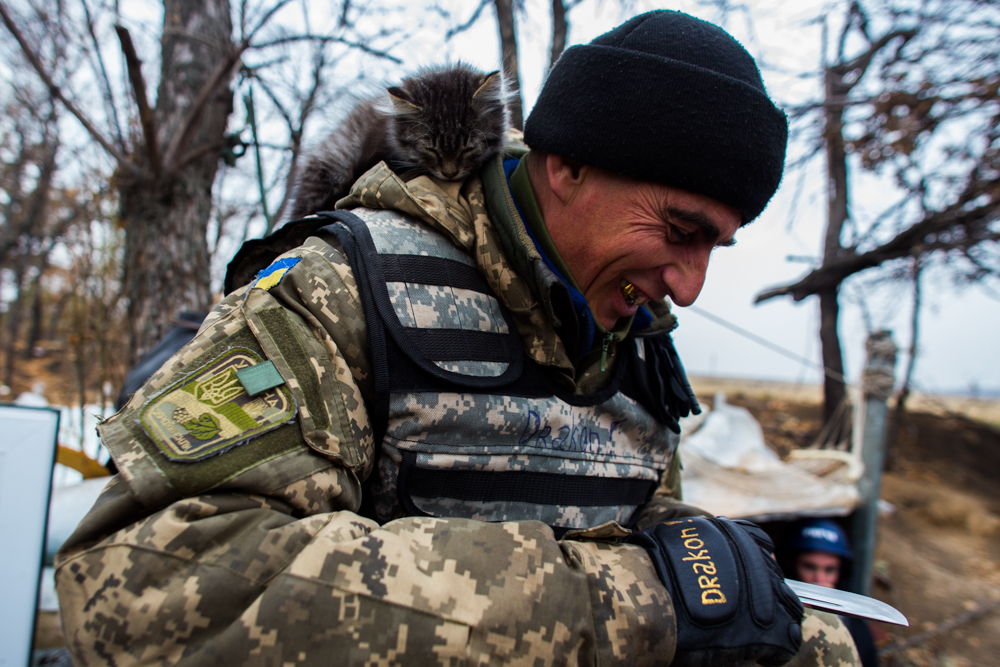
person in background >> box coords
[784,519,880,667]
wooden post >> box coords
[847,330,897,595]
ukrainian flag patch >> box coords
[254,257,301,291]
[139,348,295,462]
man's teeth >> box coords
[621,281,648,307]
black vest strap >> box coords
[318,213,392,450]
[319,211,523,389]
[399,452,656,507]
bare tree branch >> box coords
[841,27,916,75]
[253,34,402,62]
[757,196,1000,303]
[0,0,137,172]
[81,0,126,152]
[445,0,490,40]
[167,138,236,174]
[114,24,160,173]
[246,0,294,42]
[161,45,245,174]
[261,45,329,223]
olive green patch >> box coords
[140,348,295,462]
[257,307,330,430]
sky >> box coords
[419,0,999,395]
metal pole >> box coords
[847,330,897,595]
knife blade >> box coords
[785,579,909,626]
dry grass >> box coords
[688,375,823,403]
[688,375,1000,428]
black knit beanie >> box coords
[523,10,788,224]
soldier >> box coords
[56,10,861,666]
[782,519,880,667]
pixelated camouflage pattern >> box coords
[95,235,375,509]
[786,610,863,667]
[432,359,509,377]
[410,492,639,528]
[57,158,859,666]
[366,388,675,525]
[355,206,478,263]
[386,282,509,333]
[57,477,677,665]
[388,391,675,457]
[366,222,677,528]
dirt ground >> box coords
[717,389,1000,667]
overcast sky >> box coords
[413,0,998,395]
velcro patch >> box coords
[235,360,285,396]
[253,256,301,291]
[139,348,295,462]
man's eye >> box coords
[666,225,693,244]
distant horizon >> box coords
[686,372,1000,400]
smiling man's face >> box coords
[545,164,741,331]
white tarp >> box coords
[679,394,860,521]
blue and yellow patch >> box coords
[253,257,301,291]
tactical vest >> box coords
[321,208,688,536]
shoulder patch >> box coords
[253,256,301,291]
[139,348,295,462]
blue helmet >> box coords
[787,519,853,560]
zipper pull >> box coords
[600,333,613,372]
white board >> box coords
[0,405,60,667]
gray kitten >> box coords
[289,64,508,220]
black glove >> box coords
[626,516,804,667]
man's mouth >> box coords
[621,279,649,307]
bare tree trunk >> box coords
[493,0,523,131]
[819,287,846,423]
[819,63,851,423]
[549,0,567,73]
[25,264,44,358]
[886,257,922,469]
[119,0,234,363]
[895,258,922,414]
[4,265,26,387]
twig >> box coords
[253,34,401,62]
[245,0,294,43]
[445,0,490,40]
[879,597,1000,656]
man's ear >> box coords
[545,154,588,205]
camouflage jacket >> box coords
[55,153,859,666]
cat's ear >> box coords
[387,86,422,113]
[473,71,503,100]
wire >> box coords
[684,304,852,385]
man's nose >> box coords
[661,249,711,307]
